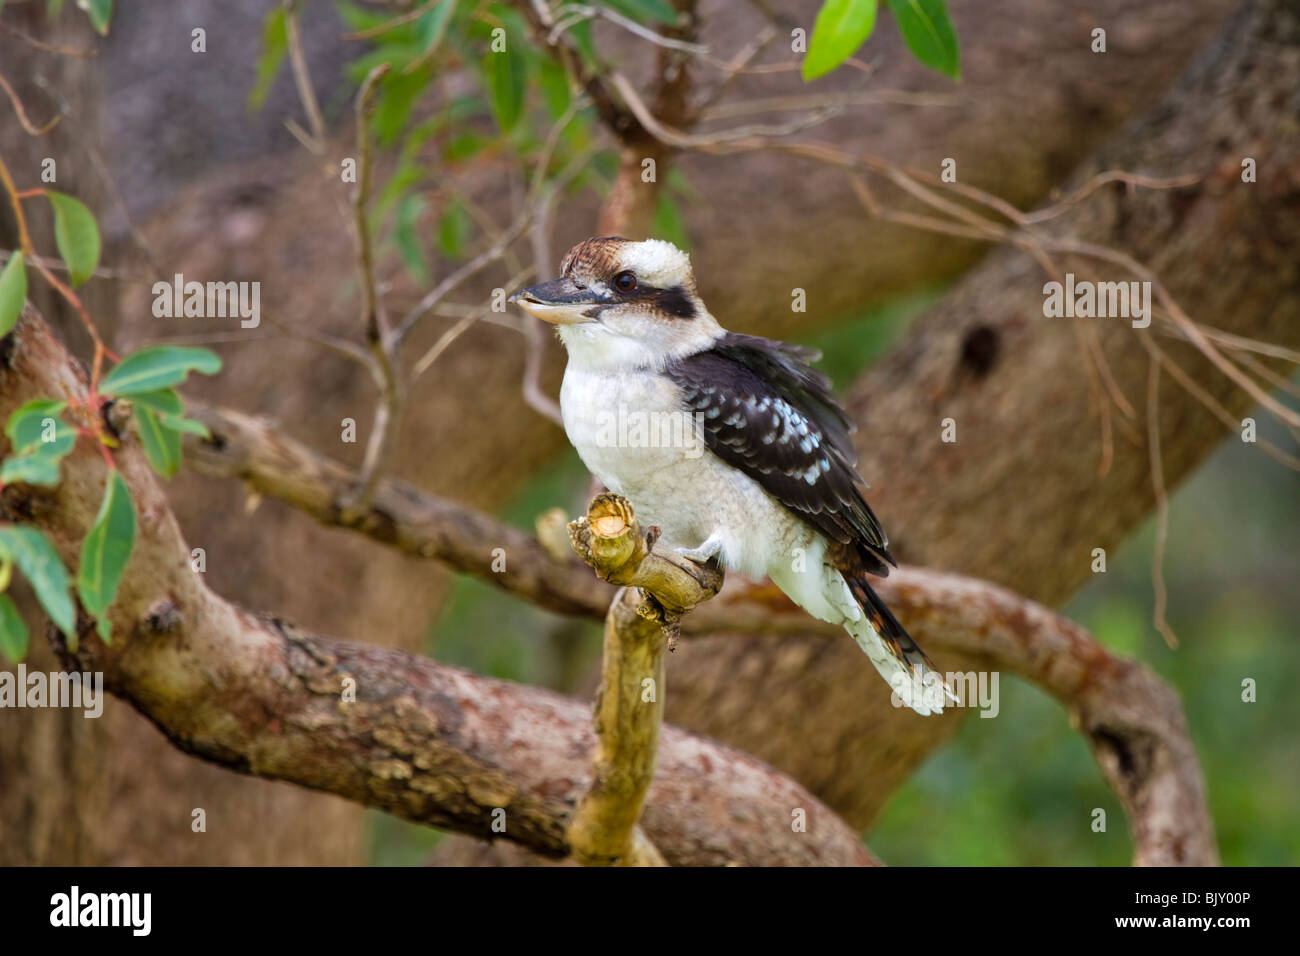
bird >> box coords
[511,236,952,715]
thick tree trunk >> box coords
[666,0,1300,827]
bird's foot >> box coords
[673,533,723,567]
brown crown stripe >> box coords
[561,236,632,277]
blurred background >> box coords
[382,301,1300,866]
[1,0,1295,865]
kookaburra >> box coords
[512,237,952,714]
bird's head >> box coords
[510,237,721,368]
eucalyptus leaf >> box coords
[0,252,27,337]
[803,0,878,81]
[886,0,959,78]
[135,405,182,479]
[100,346,221,397]
[47,191,101,287]
[0,525,76,636]
[0,593,29,663]
[77,470,135,642]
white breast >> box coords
[559,363,817,583]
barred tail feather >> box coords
[843,575,954,716]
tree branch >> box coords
[0,306,875,867]
[564,493,721,865]
[710,569,1219,866]
[175,393,1215,864]
[182,400,612,618]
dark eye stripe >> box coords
[653,284,697,319]
[582,279,699,320]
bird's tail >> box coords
[843,573,955,716]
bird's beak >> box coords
[509,277,603,325]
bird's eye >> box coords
[613,271,638,294]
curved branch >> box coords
[0,306,875,868]
[183,400,613,618]
[179,391,1215,863]
[689,570,1217,865]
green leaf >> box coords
[803,0,878,81]
[124,388,182,416]
[416,0,457,54]
[567,20,598,68]
[537,59,572,121]
[77,469,135,641]
[158,414,211,438]
[249,7,288,111]
[130,388,207,477]
[653,193,690,250]
[395,194,430,284]
[444,132,488,162]
[0,453,62,486]
[436,199,473,259]
[885,0,959,78]
[0,252,27,337]
[484,31,526,131]
[134,405,182,479]
[605,0,679,25]
[46,191,101,287]
[372,64,434,147]
[100,346,222,397]
[2,399,75,486]
[76,0,110,34]
[6,398,71,453]
[0,594,29,663]
[0,525,76,636]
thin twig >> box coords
[0,73,60,135]
[1145,353,1179,648]
[284,0,328,153]
[343,0,443,39]
[0,21,96,57]
[411,266,535,378]
[548,4,706,55]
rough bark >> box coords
[153,384,1223,862]
[0,306,876,868]
[666,0,1300,828]
[0,303,1213,864]
[0,0,1245,863]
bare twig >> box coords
[343,0,443,39]
[1145,353,1179,648]
[548,4,705,55]
[283,0,328,153]
[411,266,534,378]
[346,63,401,516]
[0,72,60,135]
[0,21,96,57]
[353,63,390,342]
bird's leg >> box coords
[674,531,724,566]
